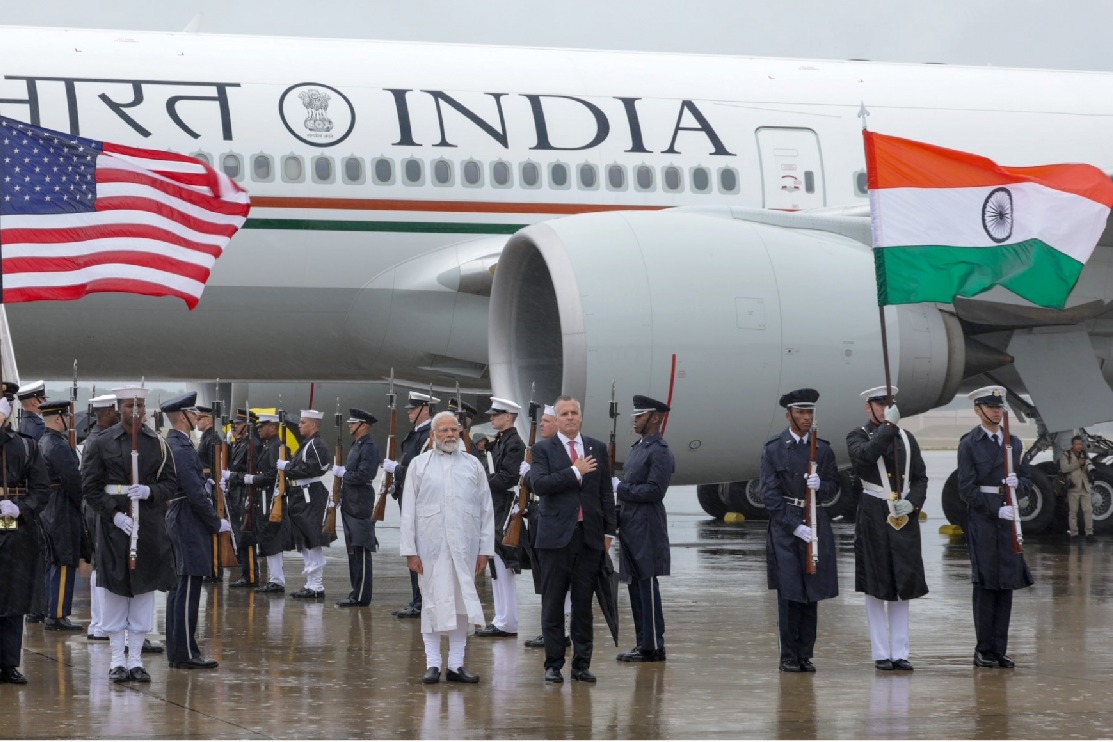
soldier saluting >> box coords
[846,386,928,671]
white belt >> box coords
[979,485,1001,494]
[291,476,324,488]
[782,496,806,507]
[103,485,130,495]
[860,482,892,500]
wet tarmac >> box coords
[10,450,1113,739]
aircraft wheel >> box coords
[696,483,729,520]
[1018,467,1056,535]
[726,480,768,520]
[940,470,967,530]
[824,471,859,522]
[1088,464,1113,533]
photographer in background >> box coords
[1060,436,1096,542]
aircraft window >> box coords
[804,171,815,194]
[463,159,483,187]
[549,162,570,190]
[606,164,626,191]
[635,165,655,191]
[372,157,395,185]
[492,160,512,188]
[718,167,739,194]
[403,157,425,186]
[432,158,454,186]
[312,155,334,183]
[663,165,683,193]
[343,156,364,184]
[578,163,598,190]
[854,171,868,196]
[691,166,711,193]
[282,155,304,182]
[191,151,211,166]
[221,153,243,181]
[521,161,541,189]
[251,154,273,182]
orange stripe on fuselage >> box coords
[250,196,668,215]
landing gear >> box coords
[696,483,729,520]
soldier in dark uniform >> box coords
[761,388,838,673]
[38,401,85,632]
[958,385,1034,669]
[16,380,47,624]
[222,409,260,587]
[276,409,333,599]
[82,385,176,683]
[384,392,438,618]
[249,413,291,593]
[615,395,675,664]
[195,405,219,481]
[82,394,118,641]
[0,381,52,683]
[333,408,381,607]
[161,393,228,670]
[476,397,525,638]
[846,385,928,671]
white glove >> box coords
[221,469,231,486]
[276,459,289,471]
[243,474,255,485]
[0,397,11,420]
[333,465,347,479]
[225,430,235,444]
[326,498,337,510]
[128,484,151,501]
[611,477,620,491]
[204,478,214,496]
[509,500,520,516]
[1002,473,1019,489]
[518,461,530,477]
[884,404,901,425]
[0,500,19,519]
[113,512,134,535]
[998,505,1015,521]
[218,518,232,533]
[893,500,915,517]
[383,459,398,474]
[805,473,821,490]
[793,524,813,542]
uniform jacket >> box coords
[19,411,44,442]
[40,427,84,567]
[760,427,838,602]
[252,435,291,557]
[488,426,526,571]
[957,426,1034,591]
[616,433,674,583]
[286,432,333,549]
[198,427,221,479]
[531,433,616,551]
[165,429,221,577]
[339,433,381,552]
[393,419,431,501]
[81,423,177,597]
[0,428,51,617]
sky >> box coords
[3,0,1111,72]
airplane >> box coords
[4,25,1113,529]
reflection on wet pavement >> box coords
[11,451,1113,738]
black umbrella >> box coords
[594,551,620,647]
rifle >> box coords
[323,398,342,537]
[85,384,96,439]
[503,382,537,548]
[805,419,819,576]
[1002,410,1024,553]
[128,389,141,571]
[242,401,257,534]
[67,359,78,450]
[211,400,238,569]
[269,404,287,523]
[608,380,618,474]
[372,371,396,522]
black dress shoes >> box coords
[141,639,164,655]
[168,657,219,670]
[290,587,325,600]
[256,582,285,594]
[44,617,84,632]
[128,667,151,682]
[525,635,545,648]
[422,667,440,684]
[229,578,255,588]
[799,659,816,673]
[892,658,914,671]
[0,667,27,684]
[87,634,109,641]
[618,648,666,662]
[109,666,129,683]
[779,659,802,672]
[973,651,998,667]
[24,614,44,624]
[393,606,421,618]
[997,654,1016,668]
[446,666,480,683]
[874,659,894,671]
[335,598,370,608]
[571,668,597,683]
[544,667,564,684]
[475,624,517,638]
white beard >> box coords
[435,439,459,454]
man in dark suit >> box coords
[531,395,616,685]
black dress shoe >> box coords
[44,617,84,632]
[620,648,666,662]
[447,666,480,683]
[168,657,219,670]
[525,635,545,648]
[973,651,998,667]
[141,639,164,655]
[475,625,517,638]
[0,667,27,684]
[109,666,129,683]
[799,659,816,673]
[544,667,564,684]
[422,667,440,684]
[335,598,370,607]
[616,646,641,662]
[255,582,285,594]
[229,578,256,588]
[24,614,44,624]
[128,667,151,682]
[1086,534,1097,543]
[392,606,421,618]
[997,654,1016,668]
[779,659,802,672]
[892,658,914,671]
[874,659,895,671]
[571,668,597,683]
[87,634,109,641]
[290,587,325,600]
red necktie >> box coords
[569,440,583,521]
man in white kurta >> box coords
[400,411,495,684]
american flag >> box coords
[0,116,250,310]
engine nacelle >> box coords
[489,208,965,485]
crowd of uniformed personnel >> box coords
[0,375,1037,685]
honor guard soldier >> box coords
[385,391,438,618]
[222,409,261,587]
[333,408,382,607]
[475,397,525,639]
[614,395,675,664]
[17,380,46,441]
[958,386,1034,669]
[162,393,228,670]
[846,386,928,671]
[39,401,85,632]
[83,394,118,642]
[250,413,291,593]
[81,385,176,683]
[275,409,333,599]
[761,388,839,673]
[195,405,219,481]
[0,382,52,683]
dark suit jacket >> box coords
[531,434,616,551]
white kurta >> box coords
[399,447,495,633]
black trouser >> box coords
[46,563,76,619]
[347,547,373,604]
[973,586,1013,657]
[165,575,203,663]
[539,525,601,671]
[0,616,22,667]
[629,576,665,652]
[777,593,818,663]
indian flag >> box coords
[865,131,1113,309]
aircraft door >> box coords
[756,127,826,210]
